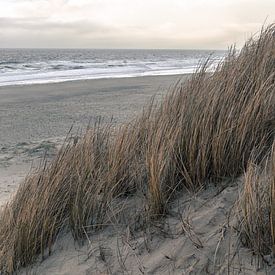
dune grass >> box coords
[0,25,274,273]
[238,142,275,257]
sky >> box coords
[0,0,274,49]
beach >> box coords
[0,26,274,274]
[0,74,187,206]
[0,0,274,272]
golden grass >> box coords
[0,25,274,273]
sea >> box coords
[0,48,226,86]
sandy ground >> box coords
[0,74,185,206]
[1,75,272,274]
[22,180,274,274]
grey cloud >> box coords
[0,15,124,48]
[0,16,251,49]
[0,17,116,35]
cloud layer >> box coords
[0,0,274,49]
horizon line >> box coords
[0,47,228,51]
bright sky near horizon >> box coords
[0,0,274,49]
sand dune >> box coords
[0,26,274,275]
[23,180,273,274]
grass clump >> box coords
[0,25,274,273]
[238,142,275,257]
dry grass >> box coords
[238,142,275,257]
[0,25,274,273]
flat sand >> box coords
[0,74,188,206]
[0,75,186,145]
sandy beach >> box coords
[0,26,274,274]
[1,74,264,275]
[0,0,274,272]
[0,74,187,206]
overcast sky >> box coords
[0,0,274,49]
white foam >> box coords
[0,66,191,86]
[0,54,224,87]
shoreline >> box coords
[0,73,191,89]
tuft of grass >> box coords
[0,25,274,273]
[238,141,275,257]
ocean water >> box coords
[0,48,226,86]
